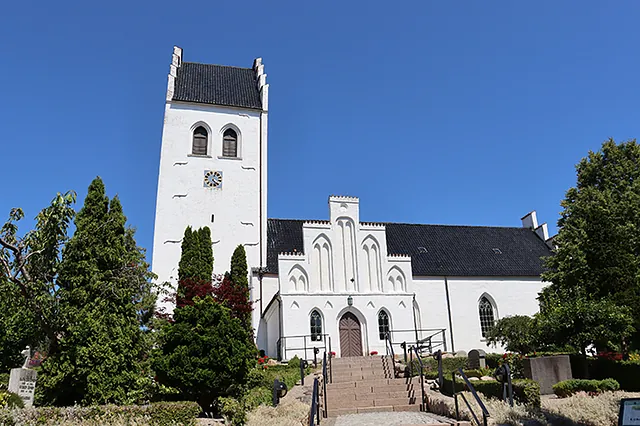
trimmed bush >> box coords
[219,396,246,426]
[442,376,540,408]
[423,356,468,373]
[0,401,200,425]
[0,391,24,409]
[553,378,620,398]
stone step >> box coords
[327,378,415,389]
[328,396,416,409]
[326,389,415,402]
[326,403,421,417]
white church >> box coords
[152,47,554,360]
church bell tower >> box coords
[152,46,269,313]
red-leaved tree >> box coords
[212,273,252,331]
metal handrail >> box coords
[309,377,320,425]
[410,346,427,412]
[387,328,447,356]
[322,352,328,418]
[384,332,396,378]
[452,368,490,426]
[277,334,330,361]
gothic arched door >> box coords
[339,312,363,357]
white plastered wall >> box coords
[152,101,264,314]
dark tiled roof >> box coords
[266,219,552,276]
[172,62,262,109]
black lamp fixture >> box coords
[347,295,353,306]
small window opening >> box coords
[222,128,238,157]
[211,214,215,223]
[192,126,208,156]
[378,310,390,340]
[310,310,323,342]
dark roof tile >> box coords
[172,62,262,109]
[266,219,551,276]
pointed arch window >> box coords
[378,310,390,340]
[310,310,323,341]
[479,296,496,338]
[192,126,208,156]
[222,128,238,157]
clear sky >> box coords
[2,2,639,261]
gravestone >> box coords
[7,347,37,407]
[455,350,467,358]
[523,355,572,395]
[468,349,486,369]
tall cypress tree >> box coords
[38,177,153,406]
[176,226,213,307]
[229,244,248,289]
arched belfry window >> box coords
[479,296,496,338]
[378,310,390,340]
[222,128,238,157]
[192,126,208,156]
[310,310,323,341]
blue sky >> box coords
[2,2,639,261]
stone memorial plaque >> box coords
[523,355,572,395]
[468,349,486,369]
[8,368,38,407]
[619,398,640,426]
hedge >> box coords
[0,401,201,426]
[441,377,540,408]
[587,359,640,392]
[553,379,620,398]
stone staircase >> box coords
[325,355,421,417]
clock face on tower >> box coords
[204,170,223,188]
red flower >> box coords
[258,358,264,364]
[370,351,378,356]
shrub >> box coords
[0,374,9,390]
[219,396,246,426]
[553,378,620,398]
[0,391,24,409]
[0,401,201,425]
[423,356,468,373]
[287,355,301,370]
[587,358,640,391]
[442,376,540,408]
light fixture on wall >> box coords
[347,295,353,306]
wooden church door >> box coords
[339,312,363,357]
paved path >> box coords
[325,411,456,426]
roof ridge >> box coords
[267,217,525,230]
[182,61,254,71]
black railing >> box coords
[309,377,320,425]
[387,328,447,357]
[434,349,444,390]
[452,368,490,426]
[409,346,427,411]
[322,351,328,418]
[384,332,396,378]
[277,334,330,362]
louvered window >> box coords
[310,310,323,341]
[192,126,208,156]
[479,296,496,338]
[378,310,390,340]
[222,128,238,157]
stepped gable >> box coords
[266,219,552,276]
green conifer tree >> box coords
[229,244,248,289]
[38,177,154,406]
[178,226,213,281]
